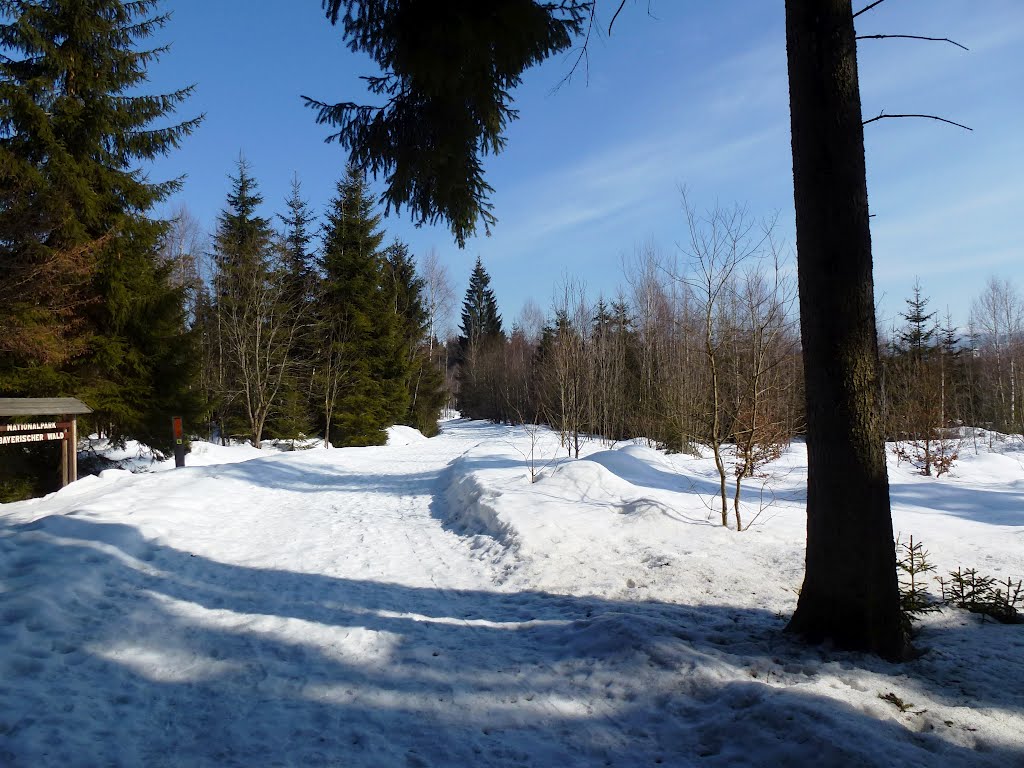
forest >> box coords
[1,1,1022,507]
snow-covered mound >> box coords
[1,419,1022,766]
[183,438,276,465]
[386,424,428,446]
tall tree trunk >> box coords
[783,0,908,660]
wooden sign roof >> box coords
[0,398,93,417]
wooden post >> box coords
[60,429,69,487]
[171,416,186,468]
[70,417,78,482]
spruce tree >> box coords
[267,175,319,442]
[278,174,319,311]
[78,249,200,452]
[0,0,201,459]
[385,241,427,349]
[215,159,274,285]
[456,256,504,420]
[384,241,446,436]
[890,279,950,475]
[939,314,961,360]
[938,311,964,426]
[459,256,504,350]
[319,163,408,446]
[897,279,937,361]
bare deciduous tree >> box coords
[970,276,1024,434]
[543,279,591,458]
[159,202,206,320]
[219,250,307,448]
[421,248,455,353]
[677,197,763,528]
[731,239,799,529]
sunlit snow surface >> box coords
[2,421,1022,766]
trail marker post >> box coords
[171,416,185,468]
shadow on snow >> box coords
[890,480,1024,528]
[1,514,1021,767]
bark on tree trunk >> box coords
[783,0,908,660]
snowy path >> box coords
[2,421,1023,766]
[0,423,673,766]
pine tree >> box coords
[384,241,446,436]
[459,256,505,350]
[216,160,274,286]
[266,175,319,442]
[939,315,961,359]
[590,297,636,442]
[384,241,426,360]
[78,249,201,452]
[456,257,505,420]
[278,174,319,311]
[0,0,201,457]
[897,279,937,362]
[938,309,964,428]
[890,280,955,476]
[319,164,408,446]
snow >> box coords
[80,434,323,474]
[2,420,1022,766]
[386,424,430,446]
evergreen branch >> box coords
[863,111,973,131]
[301,97,384,132]
[131,44,172,67]
[311,1,590,246]
[856,34,968,51]
[121,114,204,157]
[123,12,171,39]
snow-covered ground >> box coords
[1,420,1022,766]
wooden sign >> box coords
[0,421,69,445]
[0,399,90,489]
[0,421,60,432]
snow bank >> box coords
[440,434,804,602]
[443,457,518,547]
[386,424,428,446]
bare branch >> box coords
[863,111,973,131]
[607,0,627,36]
[857,34,968,51]
[853,0,887,19]
[606,2,659,39]
[553,3,597,91]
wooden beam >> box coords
[0,397,92,417]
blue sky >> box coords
[145,0,1023,335]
